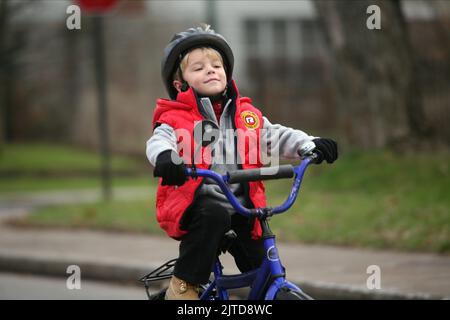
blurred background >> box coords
[0,0,448,254]
[1,0,450,150]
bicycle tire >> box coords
[147,287,167,300]
[274,287,313,300]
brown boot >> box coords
[165,275,199,300]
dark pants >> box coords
[174,196,265,285]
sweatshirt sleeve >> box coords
[146,123,178,166]
[261,116,317,159]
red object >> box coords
[212,101,223,124]
[152,80,266,240]
[76,0,118,13]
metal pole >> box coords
[92,15,111,201]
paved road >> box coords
[0,272,150,300]
[0,188,449,299]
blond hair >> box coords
[173,47,224,83]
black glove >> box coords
[312,138,338,164]
[153,150,187,186]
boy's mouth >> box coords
[204,78,220,84]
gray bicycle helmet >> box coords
[161,25,234,100]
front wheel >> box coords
[274,287,313,300]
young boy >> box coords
[146,25,338,300]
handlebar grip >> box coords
[227,165,294,183]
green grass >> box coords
[10,197,164,236]
[8,149,450,253]
[266,150,450,253]
[0,176,152,193]
[0,143,140,173]
[0,143,149,193]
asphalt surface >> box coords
[0,188,449,300]
[0,272,148,300]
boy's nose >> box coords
[206,65,215,74]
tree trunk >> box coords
[314,0,429,149]
[0,0,27,144]
[428,0,450,145]
[0,0,9,145]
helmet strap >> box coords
[198,84,228,103]
[180,81,190,92]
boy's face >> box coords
[174,48,227,97]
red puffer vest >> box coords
[152,81,266,240]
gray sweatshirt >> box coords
[146,97,316,214]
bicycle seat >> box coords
[218,229,237,254]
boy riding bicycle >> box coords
[146,25,338,300]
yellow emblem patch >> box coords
[240,111,260,130]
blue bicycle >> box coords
[141,149,321,300]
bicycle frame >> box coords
[185,155,316,300]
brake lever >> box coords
[301,151,320,163]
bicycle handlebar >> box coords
[227,165,294,183]
[185,153,319,218]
